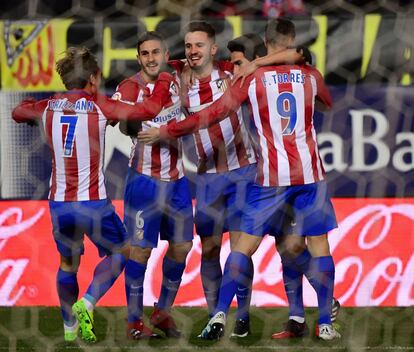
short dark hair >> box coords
[56,47,99,89]
[136,31,167,53]
[227,34,267,61]
[184,21,215,42]
[265,18,296,46]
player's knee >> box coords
[129,246,152,264]
[307,234,330,257]
[277,234,306,258]
[176,241,193,256]
[229,231,242,250]
[59,255,80,272]
[113,243,131,260]
[285,241,306,257]
[201,236,222,260]
[231,233,262,257]
[167,241,193,262]
[201,244,221,260]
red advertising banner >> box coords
[0,199,413,307]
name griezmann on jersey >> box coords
[48,98,94,112]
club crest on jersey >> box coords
[112,92,122,100]
[216,79,228,93]
[170,81,178,95]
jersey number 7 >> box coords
[61,115,78,157]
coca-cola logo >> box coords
[0,206,44,305]
[0,200,412,307]
[143,201,414,307]
[330,203,414,307]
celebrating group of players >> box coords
[12,18,341,343]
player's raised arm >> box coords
[311,66,333,111]
[99,72,174,121]
[233,48,306,87]
[138,77,250,145]
[12,98,48,124]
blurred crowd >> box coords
[1,0,413,19]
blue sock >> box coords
[200,257,222,316]
[306,256,335,325]
[56,269,79,326]
[235,257,253,321]
[157,256,186,311]
[281,256,304,320]
[215,251,251,316]
[125,259,146,323]
[85,253,127,304]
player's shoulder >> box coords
[93,92,113,108]
[113,74,143,101]
[52,91,69,100]
[300,64,323,77]
[168,59,185,74]
[115,75,140,91]
[252,65,279,79]
[215,60,234,76]
[218,59,234,71]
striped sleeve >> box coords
[12,99,48,123]
[164,77,250,138]
[98,72,174,121]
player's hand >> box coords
[26,119,39,126]
[181,64,194,86]
[159,63,175,75]
[296,45,312,65]
[232,61,257,88]
[119,120,142,137]
[137,124,161,144]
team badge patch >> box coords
[216,79,228,93]
[111,92,122,100]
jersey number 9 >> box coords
[276,92,297,136]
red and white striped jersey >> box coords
[165,64,332,187]
[12,76,172,201]
[115,61,184,181]
[181,61,256,174]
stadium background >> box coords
[0,0,413,313]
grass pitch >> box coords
[0,306,413,351]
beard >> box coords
[141,66,160,81]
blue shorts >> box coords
[49,199,128,258]
[195,164,256,236]
[240,181,337,237]
[124,169,194,248]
